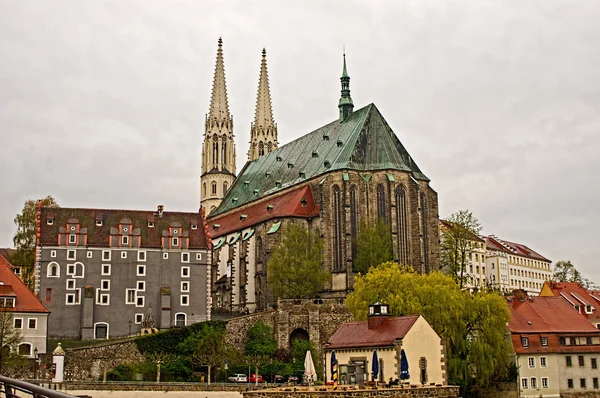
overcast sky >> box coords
[1,1,599,281]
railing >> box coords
[0,376,78,398]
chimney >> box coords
[367,302,390,330]
[156,205,164,218]
[512,289,528,302]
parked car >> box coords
[228,374,248,383]
[287,375,299,383]
[249,374,263,383]
[273,375,285,384]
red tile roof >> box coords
[543,281,600,321]
[0,259,49,313]
[39,207,209,249]
[0,251,15,270]
[207,184,320,238]
[438,219,484,243]
[485,236,550,262]
[325,315,420,349]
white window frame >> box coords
[586,305,593,314]
[65,291,80,305]
[125,289,136,305]
[191,224,198,230]
[136,295,145,307]
[27,318,37,329]
[95,289,110,305]
[137,281,146,292]
[137,251,146,262]
[122,236,129,246]
[148,222,154,228]
[66,279,76,290]
[94,322,109,339]
[181,266,190,278]
[14,318,23,329]
[87,251,92,258]
[180,295,189,306]
[135,313,143,324]
[47,219,54,225]
[542,377,548,388]
[528,357,535,368]
[102,250,111,261]
[196,253,202,261]
[96,220,103,227]
[73,262,84,278]
[121,251,127,259]
[540,356,547,368]
[19,343,32,356]
[69,234,76,244]
[100,279,110,291]
[50,250,57,258]
[521,378,528,389]
[530,377,537,389]
[67,250,76,260]
[181,281,189,292]
[163,252,169,260]
[101,264,111,276]
[181,252,190,263]
[47,262,60,278]
[66,264,75,276]
[137,264,146,276]
[174,312,187,327]
[173,237,179,247]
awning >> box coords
[267,221,281,234]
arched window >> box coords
[18,343,31,356]
[420,193,429,273]
[73,262,84,278]
[223,182,228,195]
[47,262,60,278]
[267,142,273,153]
[376,184,387,224]
[222,139,227,165]
[175,313,186,327]
[212,135,219,165]
[256,236,263,266]
[332,185,343,272]
[350,186,359,265]
[94,322,109,339]
[395,186,409,265]
[203,183,207,197]
[259,141,265,156]
[211,181,217,195]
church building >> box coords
[200,39,440,314]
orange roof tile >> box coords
[0,259,49,313]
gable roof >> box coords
[0,250,15,270]
[211,103,428,216]
[0,259,49,314]
[325,315,420,349]
[40,207,209,249]
[540,281,600,321]
[208,184,320,238]
[438,219,485,243]
[485,236,551,262]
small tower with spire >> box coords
[249,48,278,161]
[200,38,237,214]
[338,51,354,121]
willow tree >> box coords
[346,262,511,390]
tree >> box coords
[552,260,582,283]
[267,223,327,299]
[440,210,482,289]
[346,262,511,391]
[354,220,393,274]
[178,324,233,385]
[244,321,277,385]
[0,310,22,373]
[12,196,59,289]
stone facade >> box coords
[243,386,460,398]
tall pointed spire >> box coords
[338,51,354,122]
[249,48,278,161]
[209,37,231,122]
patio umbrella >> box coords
[372,350,379,383]
[400,349,410,380]
[331,350,338,389]
[304,350,317,385]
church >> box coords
[200,39,440,314]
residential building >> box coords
[0,254,49,356]
[203,40,440,314]
[324,302,446,386]
[35,205,211,339]
[540,281,600,328]
[0,248,22,281]
[485,236,551,295]
[508,292,600,397]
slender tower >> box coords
[248,48,278,161]
[200,38,237,214]
[338,52,354,121]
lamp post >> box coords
[128,319,132,336]
[33,347,39,383]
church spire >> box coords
[248,48,278,161]
[338,51,354,122]
[209,37,231,123]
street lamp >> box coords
[33,347,39,383]
[128,320,132,336]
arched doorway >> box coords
[289,328,309,345]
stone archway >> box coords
[289,328,310,345]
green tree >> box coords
[354,220,393,274]
[346,262,511,391]
[552,260,582,283]
[244,321,277,385]
[12,196,59,289]
[0,310,22,373]
[440,210,482,289]
[178,324,234,385]
[267,223,327,299]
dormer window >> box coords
[69,235,76,244]
[324,160,331,168]
[0,297,15,308]
[336,140,343,147]
[244,181,250,187]
[47,219,54,225]
[287,162,294,169]
[148,222,154,228]
[266,205,274,211]
[253,189,259,196]
[276,156,282,162]
[300,198,307,207]
[240,214,247,221]
[323,134,329,141]
[299,171,306,178]
[191,224,198,230]
[122,236,129,245]
[96,220,103,227]
[586,305,593,314]
[213,224,220,230]
[275,181,282,188]
[312,151,318,158]
[521,337,529,347]
[172,237,179,247]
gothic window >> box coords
[267,142,273,153]
[223,182,228,195]
[395,186,409,265]
[332,185,343,272]
[222,139,227,165]
[256,236,263,269]
[212,135,219,165]
[377,184,387,224]
[259,141,265,156]
[211,181,217,195]
[420,193,429,273]
[203,183,206,197]
[350,186,359,264]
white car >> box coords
[228,374,248,383]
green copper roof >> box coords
[267,221,282,234]
[213,237,226,249]
[210,103,429,217]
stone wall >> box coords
[243,386,460,398]
[64,339,144,381]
